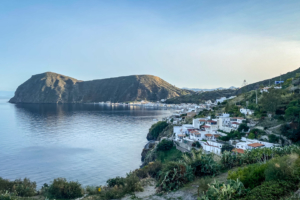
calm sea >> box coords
[0,98,172,188]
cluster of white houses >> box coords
[173,113,279,155]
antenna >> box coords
[242,80,248,87]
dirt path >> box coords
[122,169,232,200]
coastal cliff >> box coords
[9,72,191,103]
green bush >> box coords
[183,150,220,177]
[265,154,299,182]
[156,139,173,151]
[0,178,36,197]
[228,163,267,189]
[197,177,212,192]
[134,168,148,179]
[268,134,279,143]
[0,192,17,200]
[100,187,125,200]
[147,121,168,140]
[240,180,298,200]
[157,162,192,191]
[13,178,36,197]
[85,185,101,195]
[192,141,201,148]
[238,123,250,132]
[0,178,14,193]
[146,162,162,178]
[47,178,83,199]
[106,176,125,188]
[200,179,247,200]
[123,173,143,194]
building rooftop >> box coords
[247,143,265,147]
[232,148,245,154]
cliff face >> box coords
[9,72,190,103]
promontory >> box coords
[9,72,191,103]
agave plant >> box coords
[199,179,247,200]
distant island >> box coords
[9,72,191,104]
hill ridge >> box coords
[9,72,191,103]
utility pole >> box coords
[256,89,258,105]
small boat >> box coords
[153,118,158,121]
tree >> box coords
[260,88,281,114]
[268,134,279,143]
[157,139,173,151]
[248,132,255,139]
[221,144,234,153]
[238,123,249,132]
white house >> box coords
[201,141,225,155]
[240,108,254,115]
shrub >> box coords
[248,132,255,139]
[268,134,279,143]
[238,123,250,132]
[228,163,267,189]
[200,179,247,200]
[13,178,36,197]
[265,154,299,182]
[85,185,101,195]
[47,178,83,199]
[0,178,36,197]
[221,151,243,169]
[192,141,201,148]
[198,177,212,192]
[183,150,221,177]
[100,187,125,200]
[147,162,162,178]
[123,173,143,194]
[0,178,14,193]
[134,168,148,179]
[157,162,192,191]
[0,192,17,200]
[147,121,168,140]
[156,139,173,151]
[106,176,125,188]
[221,144,234,153]
[241,180,298,200]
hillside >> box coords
[236,67,300,94]
[167,67,300,104]
[166,89,236,104]
[9,72,191,103]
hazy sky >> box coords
[1,0,300,91]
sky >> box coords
[0,0,300,91]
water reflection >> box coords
[0,100,171,187]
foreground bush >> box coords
[47,178,83,199]
[146,162,162,178]
[0,192,17,200]
[183,150,221,177]
[0,178,14,193]
[228,163,267,189]
[106,176,125,187]
[13,178,36,197]
[97,172,143,200]
[0,178,36,197]
[157,162,194,191]
[200,179,247,200]
[240,180,298,200]
[265,154,300,182]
